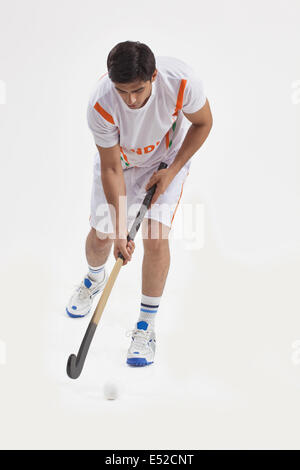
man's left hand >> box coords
[145,167,176,207]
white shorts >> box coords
[90,153,190,234]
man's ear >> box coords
[151,69,158,83]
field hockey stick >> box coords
[66,161,168,379]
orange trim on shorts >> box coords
[173,79,187,116]
[170,171,189,226]
[94,102,115,125]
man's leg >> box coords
[66,228,113,318]
[141,219,170,297]
[126,219,170,366]
[138,219,170,328]
[86,228,113,267]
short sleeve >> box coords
[87,102,119,148]
[182,76,206,114]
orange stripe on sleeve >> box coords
[173,79,187,116]
[94,102,115,125]
[176,79,187,110]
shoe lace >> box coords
[75,281,92,301]
[126,328,150,349]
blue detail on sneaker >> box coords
[66,307,90,318]
[137,321,148,331]
[127,357,153,367]
[72,306,77,310]
[84,277,92,288]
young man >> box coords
[66,41,213,366]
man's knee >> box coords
[143,238,168,254]
[142,218,170,242]
[142,220,170,255]
[90,228,113,246]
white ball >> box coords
[103,381,118,400]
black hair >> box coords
[107,41,156,83]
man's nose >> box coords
[128,94,136,104]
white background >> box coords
[0,0,300,450]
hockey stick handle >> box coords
[118,161,168,260]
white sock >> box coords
[137,294,161,331]
[88,263,105,282]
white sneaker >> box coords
[126,321,156,367]
[66,272,107,318]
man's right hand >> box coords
[113,236,135,265]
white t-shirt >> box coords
[87,56,206,169]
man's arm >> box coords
[97,144,134,262]
[97,143,126,237]
[168,98,213,176]
[145,99,213,206]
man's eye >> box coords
[118,90,143,94]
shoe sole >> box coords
[66,307,90,318]
[126,358,154,367]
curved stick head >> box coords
[66,322,97,379]
[67,354,82,379]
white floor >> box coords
[41,220,300,449]
[1,211,300,450]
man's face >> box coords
[114,70,157,109]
